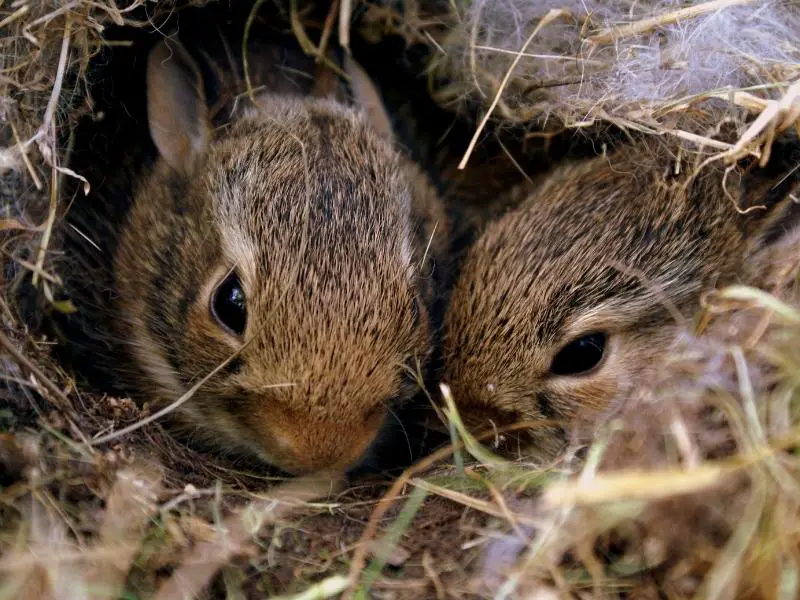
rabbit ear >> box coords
[343,53,393,140]
[146,38,210,174]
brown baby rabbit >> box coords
[108,36,448,475]
[443,138,800,459]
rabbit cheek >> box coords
[441,385,569,461]
[176,300,243,376]
[545,377,619,418]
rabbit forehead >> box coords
[209,104,408,221]
[206,105,414,274]
[448,158,741,361]
[452,235,662,351]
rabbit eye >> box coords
[550,332,606,376]
[211,271,246,335]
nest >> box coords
[360,0,800,167]
[1,0,800,599]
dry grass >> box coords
[2,0,800,599]
[360,0,800,167]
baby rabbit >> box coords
[101,36,448,475]
[443,138,800,458]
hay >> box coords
[498,276,800,598]
[391,0,800,165]
[1,0,800,598]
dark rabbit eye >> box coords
[211,271,246,335]
[550,332,606,376]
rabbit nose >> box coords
[269,419,381,475]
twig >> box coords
[31,17,73,287]
[458,10,566,170]
[411,477,539,527]
[31,155,58,287]
[0,4,28,28]
[288,0,346,77]
[22,1,80,42]
[586,0,757,45]
[271,575,352,600]
[339,0,352,51]
[343,419,560,598]
[0,328,73,412]
[317,0,340,62]
[422,551,445,600]
[90,345,249,445]
[37,15,73,141]
[495,136,533,184]
[9,121,42,190]
[473,44,604,66]
[725,79,800,163]
[241,0,269,102]
[356,486,428,597]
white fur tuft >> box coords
[432,0,800,130]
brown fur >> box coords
[443,139,800,460]
[112,37,448,475]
